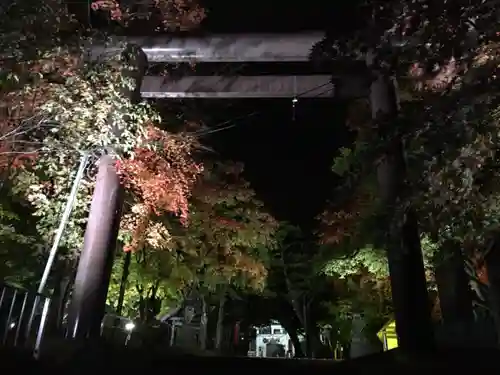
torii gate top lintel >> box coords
[93,32,326,63]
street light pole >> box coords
[25,152,89,343]
[37,152,89,295]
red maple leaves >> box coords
[118,125,203,224]
[318,189,375,245]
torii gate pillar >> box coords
[65,155,123,339]
[66,47,145,339]
[367,54,435,353]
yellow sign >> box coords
[377,319,398,351]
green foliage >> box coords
[331,147,354,176]
[107,160,279,314]
[0,192,43,286]
[323,237,437,285]
[106,251,182,318]
[0,0,165,263]
[324,246,388,280]
[11,58,160,258]
[0,0,208,297]
[164,161,279,292]
[322,274,392,348]
[314,0,500,257]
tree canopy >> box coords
[6,0,500,356]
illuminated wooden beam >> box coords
[90,33,324,63]
[139,75,369,99]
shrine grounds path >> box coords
[2,344,500,374]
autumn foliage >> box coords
[318,188,375,245]
[90,0,205,29]
[0,0,207,256]
[175,161,278,289]
[0,0,205,171]
[118,125,203,221]
[117,126,203,252]
[0,0,278,293]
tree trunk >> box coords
[215,289,226,352]
[45,272,64,335]
[199,295,208,351]
[434,241,474,346]
[46,269,73,335]
[145,283,160,322]
[298,296,327,358]
[116,251,131,317]
[289,328,304,357]
[369,58,434,352]
[303,299,311,357]
[279,318,304,357]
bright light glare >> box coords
[125,322,135,331]
[9,322,15,329]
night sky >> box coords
[195,2,360,228]
[200,100,350,228]
[201,1,363,34]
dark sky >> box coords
[201,1,363,34]
[193,2,359,228]
[202,100,351,228]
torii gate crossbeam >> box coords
[141,75,367,99]
[140,75,367,99]
[91,33,326,63]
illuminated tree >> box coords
[0,0,205,265]
[119,160,278,292]
[314,0,500,345]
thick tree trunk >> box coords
[369,59,434,352]
[434,241,474,346]
[215,289,226,352]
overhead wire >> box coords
[192,80,335,138]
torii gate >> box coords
[90,32,367,99]
[68,32,432,355]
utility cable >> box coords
[193,80,334,138]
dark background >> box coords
[201,0,363,34]
[201,99,350,228]
[198,1,360,227]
